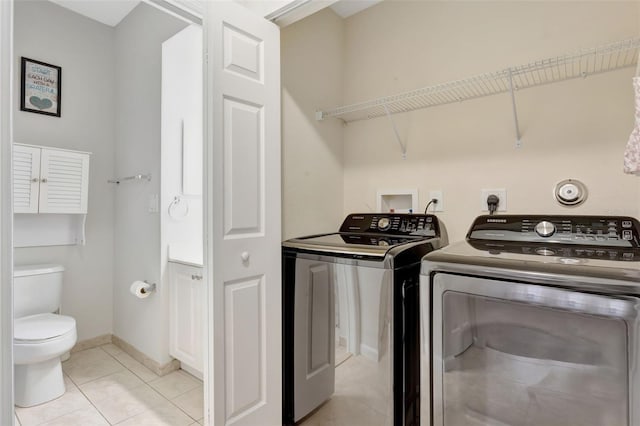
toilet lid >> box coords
[14,314,76,341]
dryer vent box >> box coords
[377,190,418,213]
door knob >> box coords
[241,251,250,262]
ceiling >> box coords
[330,0,382,18]
[47,0,382,27]
[48,0,140,27]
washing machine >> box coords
[420,214,640,426]
[283,213,448,426]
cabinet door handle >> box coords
[31,178,39,183]
[41,178,48,183]
[191,274,203,280]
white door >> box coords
[38,149,89,214]
[12,144,40,213]
[205,2,281,425]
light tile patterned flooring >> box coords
[14,344,204,426]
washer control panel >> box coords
[468,215,640,248]
[339,213,439,237]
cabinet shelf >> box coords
[317,37,640,123]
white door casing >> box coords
[0,0,13,423]
[205,2,281,425]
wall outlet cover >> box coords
[480,189,507,212]
[428,190,444,212]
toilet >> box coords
[13,264,77,407]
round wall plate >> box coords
[554,179,587,207]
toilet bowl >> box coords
[13,265,78,407]
[14,314,77,407]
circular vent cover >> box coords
[554,179,587,206]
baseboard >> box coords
[112,335,180,377]
[360,343,379,362]
[71,334,112,353]
[180,362,203,381]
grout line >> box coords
[64,347,139,426]
[167,396,200,422]
[17,346,203,426]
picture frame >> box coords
[20,57,61,117]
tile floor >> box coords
[14,344,204,426]
[301,352,390,426]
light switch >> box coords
[148,194,159,213]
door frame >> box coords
[0,0,13,423]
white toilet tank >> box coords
[13,264,65,319]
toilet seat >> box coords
[14,314,77,366]
[14,313,76,342]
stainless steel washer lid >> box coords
[283,233,427,258]
[283,213,447,260]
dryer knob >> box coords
[535,221,556,238]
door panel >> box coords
[206,2,280,425]
[223,97,263,237]
[223,24,263,82]
[224,276,265,420]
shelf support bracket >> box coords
[508,69,522,148]
[383,103,407,159]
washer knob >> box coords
[378,218,391,231]
[535,221,556,237]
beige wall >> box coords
[339,1,640,242]
[281,8,345,239]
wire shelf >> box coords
[317,37,640,123]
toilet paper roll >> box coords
[130,281,152,299]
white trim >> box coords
[0,0,13,424]
[13,142,92,156]
[203,4,213,424]
[144,0,203,25]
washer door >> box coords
[430,273,639,426]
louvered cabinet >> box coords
[13,144,90,214]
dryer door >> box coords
[430,273,639,426]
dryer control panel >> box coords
[339,213,439,237]
[467,215,640,248]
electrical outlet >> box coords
[428,190,444,212]
[480,189,507,212]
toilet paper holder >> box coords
[141,280,156,295]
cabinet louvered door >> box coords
[39,149,90,214]
[13,145,41,213]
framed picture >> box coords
[20,57,61,117]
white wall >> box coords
[113,3,187,364]
[281,8,345,239]
[339,1,640,242]
[13,0,115,341]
